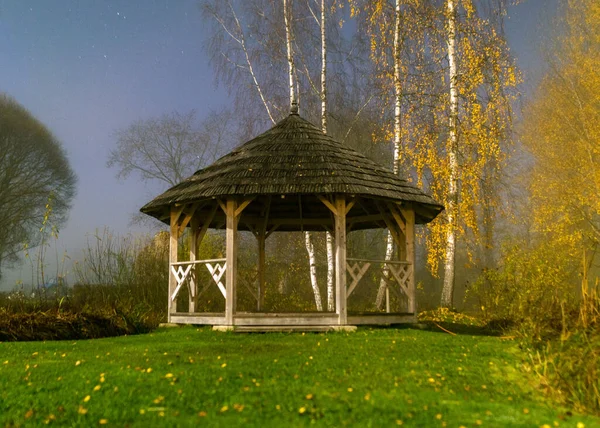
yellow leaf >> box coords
[78,406,88,415]
[299,407,306,414]
[99,419,108,425]
[83,395,91,403]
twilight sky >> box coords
[0,0,557,290]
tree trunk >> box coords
[284,0,323,310]
[376,0,402,309]
[284,0,296,107]
[441,0,459,308]
[305,231,323,311]
[320,0,334,312]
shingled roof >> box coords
[141,112,443,227]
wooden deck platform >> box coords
[168,311,416,331]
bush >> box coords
[468,239,580,340]
[469,238,600,414]
[0,307,153,341]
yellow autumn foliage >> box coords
[349,1,519,274]
[522,0,600,258]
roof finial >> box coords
[290,101,299,115]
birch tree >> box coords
[440,0,459,307]
[375,0,404,308]
[349,0,430,309]
[313,0,335,311]
[351,0,519,307]
[284,0,324,311]
[417,0,519,307]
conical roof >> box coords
[141,113,443,226]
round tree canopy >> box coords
[141,112,443,231]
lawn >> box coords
[1,325,598,427]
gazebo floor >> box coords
[168,311,416,330]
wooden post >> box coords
[257,230,266,311]
[169,208,180,321]
[402,208,416,314]
[385,287,390,313]
[189,216,200,313]
[257,195,270,312]
[334,196,347,325]
[225,199,238,325]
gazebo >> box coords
[140,107,443,331]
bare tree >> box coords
[108,109,234,188]
[0,95,77,281]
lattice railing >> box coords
[346,258,413,309]
[170,258,227,303]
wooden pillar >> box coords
[257,230,266,311]
[189,216,200,313]
[334,196,347,325]
[403,208,416,314]
[225,199,238,325]
[168,208,180,321]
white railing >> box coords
[170,258,227,303]
[346,258,413,312]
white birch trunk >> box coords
[376,0,402,309]
[305,231,323,311]
[321,0,334,312]
[441,0,459,308]
[284,0,323,310]
[284,0,296,106]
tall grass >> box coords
[469,240,600,415]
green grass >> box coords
[1,326,598,427]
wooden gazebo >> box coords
[141,109,443,331]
